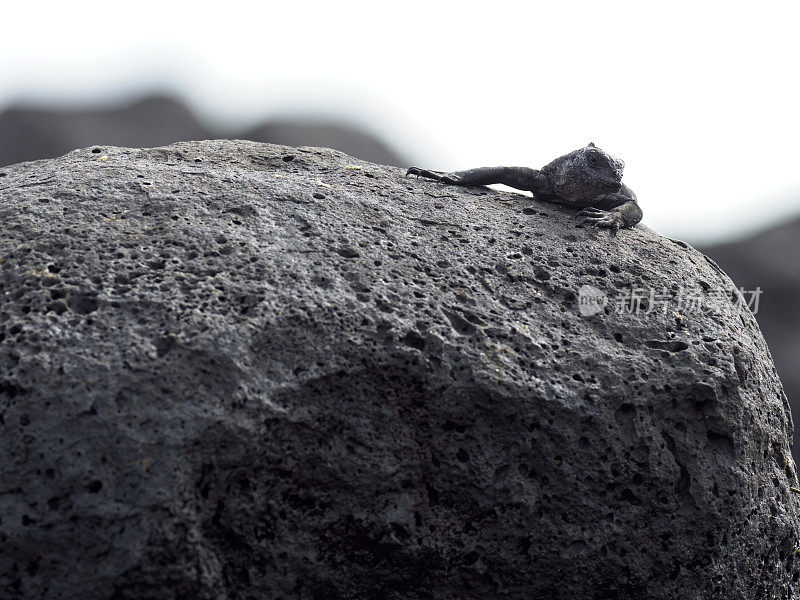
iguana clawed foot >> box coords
[577,207,622,230]
[406,167,462,184]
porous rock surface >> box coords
[0,140,798,599]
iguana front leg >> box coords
[578,200,643,230]
[406,166,554,198]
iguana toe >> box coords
[579,210,622,230]
[406,167,446,181]
[438,174,461,184]
[577,207,606,217]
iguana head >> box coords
[577,142,625,186]
[542,143,626,205]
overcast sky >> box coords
[2,1,798,244]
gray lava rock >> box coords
[0,140,798,599]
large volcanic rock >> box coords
[0,140,798,599]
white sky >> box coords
[2,1,799,244]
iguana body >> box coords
[406,143,642,230]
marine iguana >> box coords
[406,143,642,230]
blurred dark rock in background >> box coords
[701,219,800,455]
[0,96,213,167]
[0,94,407,168]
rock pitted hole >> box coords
[441,420,468,433]
[706,429,735,454]
[67,293,98,315]
[645,340,689,353]
[155,336,175,358]
[47,495,65,511]
[733,352,748,385]
[662,432,694,508]
[533,266,550,280]
[614,403,637,439]
[620,488,643,506]
[0,380,27,398]
[335,246,360,259]
[282,155,295,162]
[91,148,102,154]
[401,331,426,352]
[442,309,477,335]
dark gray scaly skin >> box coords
[406,143,643,230]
